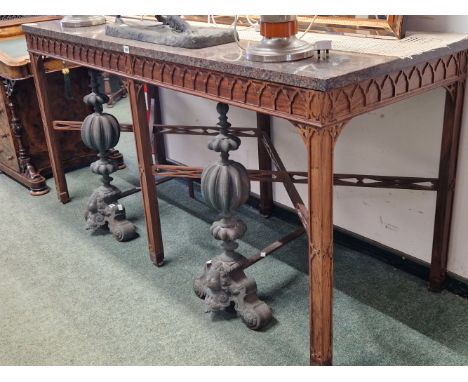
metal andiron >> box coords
[193,103,272,330]
[80,87,137,242]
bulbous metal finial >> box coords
[201,161,250,215]
[81,113,120,153]
[81,94,120,154]
[216,102,229,118]
[83,92,110,113]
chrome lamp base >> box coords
[245,36,315,62]
[61,16,106,28]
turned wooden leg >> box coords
[429,80,466,290]
[128,79,164,266]
[29,53,69,203]
[297,123,344,366]
[257,112,274,216]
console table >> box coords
[23,20,468,365]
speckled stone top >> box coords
[22,20,468,91]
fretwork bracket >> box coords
[294,121,349,147]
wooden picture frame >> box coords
[185,15,406,40]
[298,16,406,39]
[0,16,60,38]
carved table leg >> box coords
[257,112,274,216]
[2,79,48,196]
[128,79,164,266]
[194,103,272,330]
[296,123,344,366]
[429,80,466,290]
[102,72,127,108]
[102,72,113,106]
[29,53,69,203]
[148,85,167,165]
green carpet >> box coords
[1,102,468,365]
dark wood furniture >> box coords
[0,18,96,195]
[23,20,468,365]
[101,72,127,107]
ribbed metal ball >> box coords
[81,112,120,152]
[201,161,250,214]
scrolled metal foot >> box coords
[194,253,272,330]
[193,277,207,300]
[84,184,136,241]
[108,204,138,242]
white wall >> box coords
[161,16,468,280]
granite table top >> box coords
[22,20,468,92]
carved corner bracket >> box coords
[443,79,467,103]
[294,121,349,147]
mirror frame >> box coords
[184,15,406,40]
[298,16,406,39]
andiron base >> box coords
[85,180,137,242]
[194,249,272,330]
[193,103,272,330]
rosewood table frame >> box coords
[24,28,468,365]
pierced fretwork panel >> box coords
[154,164,438,191]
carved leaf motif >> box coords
[380,75,396,99]
[433,59,447,82]
[205,73,217,96]
[290,91,307,118]
[255,84,266,107]
[231,79,245,101]
[59,41,65,57]
[218,77,231,98]
[308,93,322,121]
[259,86,273,110]
[140,59,149,79]
[407,67,422,91]
[117,53,126,72]
[180,68,189,88]
[446,55,458,76]
[335,90,351,117]
[245,81,259,105]
[295,123,317,146]
[169,66,177,85]
[172,66,184,87]
[328,123,346,143]
[161,64,173,84]
[294,121,347,147]
[394,71,409,95]
[274,88,292,113]
[350,85,367,108]
[421,63,435,86]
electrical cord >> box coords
[298,16,318,39]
